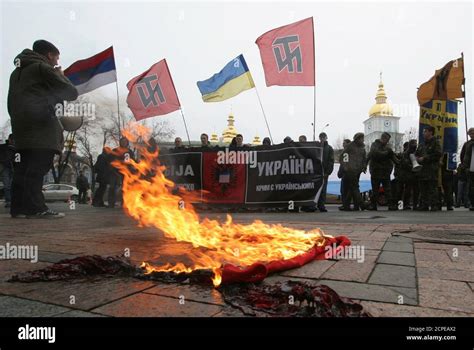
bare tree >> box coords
[403,126,418,143]
[333,134,350,150]
[0,120,11,142]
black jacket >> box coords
[368,139,395,179]
[8,49,78,153]
[341,141,366,174]
[319,141,335,176]
[415,137,442,181]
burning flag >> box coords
[112,123,349,287]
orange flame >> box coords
[113,123,330,287]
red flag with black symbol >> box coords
[255,17,315,87]
[126,59,181,121]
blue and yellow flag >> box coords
[197,54,255,102]
[419,99,458,170]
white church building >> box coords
[363,75,404,152]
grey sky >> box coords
[1,0,473,146]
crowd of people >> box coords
[338,126,474,212]
[3,39,474,219]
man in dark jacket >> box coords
[92,147,111,207]
[0,134,15,208]
[460,127,474,211]
[396,139,419,210]
[317,132,334,212]
[8,40,78,218]
[415,126,442,211]
[367,132,397,210]
[340,133,366,211]
[76,170,89,204]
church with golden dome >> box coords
[210,111,261,146]
[363,74,403,152]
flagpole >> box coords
[312,17,316,141]
[115,80,122,136]
[461,52,469,140]
[254,86,274,144]
[180,108,192,146]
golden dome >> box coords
[210,132,219,143]
[369,73,393,117]
[222,113,238,144]
[252,135,261,145]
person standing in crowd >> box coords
[262,137,271,146]
[317,132,334,212]
[75,170,89,204]
[460,127,474,211]
[439,153,454,211]
[415,126,442,211]
[92,147,111,208]
[174,137,185,150]
[337,139,351,207]
[396,139,419,210]
[340,133,366,211]
[200,133,211,147]
[367,132,397,211]
[0,134,15,208]
[108,137,134,209]
[8,40,78,219]
[455,163,470,208]
[283,136,293,144]
[235,134,245,148]
[298,135,307,142]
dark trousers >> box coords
[469,172,474,207]
[317,175,329,209]
[370,177,391,208]
[10,149,55,216]
[93,181,107,206]
[441,171,454,208]
[342,172,362,209]
[107,173,122,208]
[78,189,88,204]
[419,179,438,209]
[397,179,419,208]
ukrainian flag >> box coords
[197,54,255,102]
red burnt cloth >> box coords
[221,236,350,284]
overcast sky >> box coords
[1,0,473,146]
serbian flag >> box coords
[64,46,117,95]
[126,59,181,121]
[255,17,315,87]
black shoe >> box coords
[339,206,352,211]
[430,208,439,212]
[27,209,65,219]
[368,206,377,211]
[403,206,412,210]
[469,207,474,211]
[415,207,429,211]
[447,207,454,211]
[318,207,328,212]
[388,206,398,211]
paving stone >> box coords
[377,251,415,266]
[386,236,413,243]
[414,248,452,263]
[1,278,156,311]
[321,256,377,282]
[279,260,336,279]
[317,280,417,305]
[53,310,107,317]
[360,301,474,317]
[0,296,71,317]
[368,264,416,288]
[143,284,225,306]
[418,278,474,313]
[382,242,414,253]
[418,266,474,282]
[91,292,222,317]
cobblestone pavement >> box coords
[0,203,473,317]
